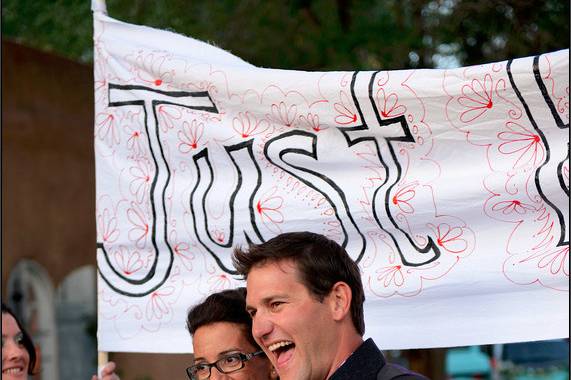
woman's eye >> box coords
[15,333,25,345]
[224,355,240,364]
[194,364,209,372]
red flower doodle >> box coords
[498,121,545,168]
[256,187,284,234]
[537,246,569,276]
[299,113,326,132]
[173,241,194,271]
[491,199,536,215]
[96,112,119,147]
[178,120,205,153]
[212,229,225,243]
[208,274,231,291]
[562,161,570,189]
[271,101,298,128]
[129,159,152,203]
[97,208,119,244]
[127,202,150,249]
[157,104,182,132]
[135,51,175,87]
[232,111,270,138]
[146,286,175,320]
[376,87,407,118]
[429,223,468,254]
[391,183,417,214]
[334,91,358,125]
[519,246,569,276]
[458,73,494,123]
[376,265,405,287]
[125,124,145,156]
[114,246,144,276]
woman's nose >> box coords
[3,340,26,360]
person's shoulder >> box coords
[377,363,430,380]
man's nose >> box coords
[252,311,274,341]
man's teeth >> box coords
[268,341,294,352]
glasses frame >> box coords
[186,350,265,380]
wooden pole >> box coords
[97,351,109,379]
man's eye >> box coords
[270,301,283,310]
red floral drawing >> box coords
[498,121,545,168]
[212,229,225,243]
[334,91,358,125]
[429,223,469,254]
[562,161,570,189]
[491,199,536,215]
[376,265,405,287]
[256,187,284,234]
[127,202,150,249]
[376,87,407,118]
[157,104,182,132]
[97,208,119,244]
[271,101,298,128]
[535,246,569,276]
[129,159,152,204]
[114,246,144,276]
[458,73,494,123]
[125,123,145,156]
[145,286,175,321]
[391,183,418,214]
[173,241,194,272]
[96,111,120,147]
[134,51,175,87]
[232,111,270,138]
[299,113,326,132]
[178,120,205,153]
[207,273,231,291]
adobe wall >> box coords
[2,40,96,288]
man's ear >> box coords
[328,281,352,321]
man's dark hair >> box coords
[186,287,259,349]
[232,231,365,336]
[1,302,38,375]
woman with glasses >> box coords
[186,288,277,380]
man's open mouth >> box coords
[268,340,295,367]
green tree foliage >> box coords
[2,0,569,69]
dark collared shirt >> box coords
[329,338,429,380]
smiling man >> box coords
[233,232,429,380]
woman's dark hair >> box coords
[233,232,366,336]
[186,287,259,350]
[2,302,37,375]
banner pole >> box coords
[97,351,109,378]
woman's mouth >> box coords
[2,366,25,376]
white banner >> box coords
[93,10,569,353]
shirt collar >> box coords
[329,338,386,379]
